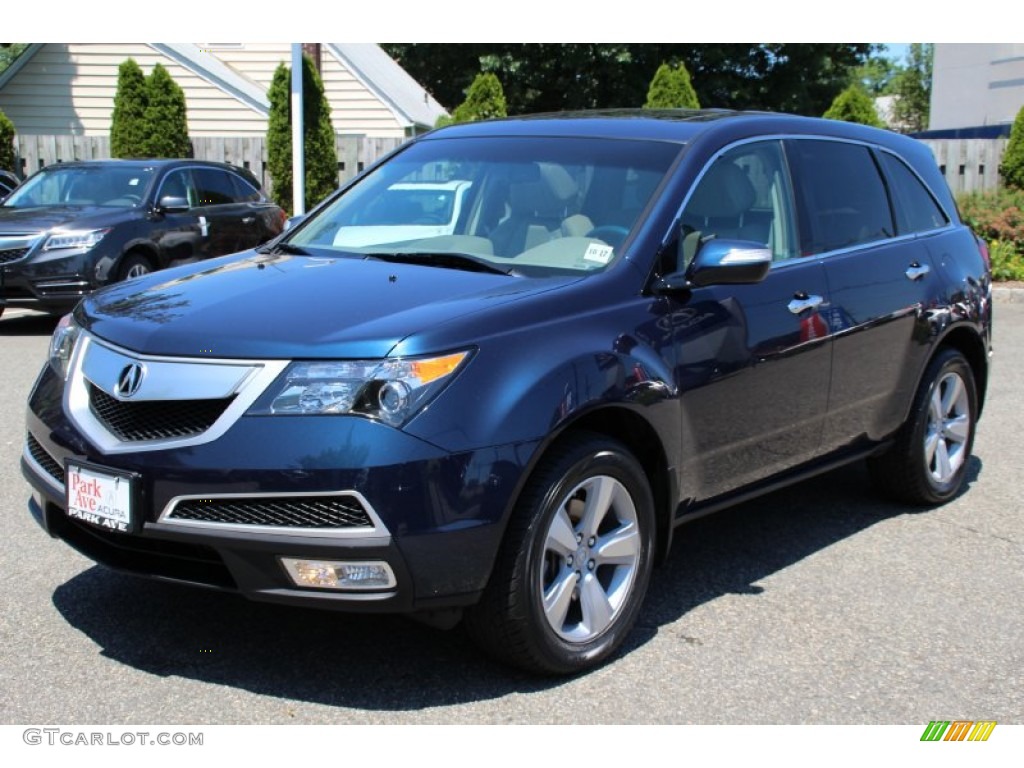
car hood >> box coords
[81,251,582,359]
[0,205,134,233]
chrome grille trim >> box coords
[65,333,289,454]
[158,490,390,539]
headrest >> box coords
[686,162,756,218]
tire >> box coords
[117,252,153,282]
[869,348,978,505]
[465,432,655,675]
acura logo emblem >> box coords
[116,363,145,398]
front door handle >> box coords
[905,262,930,281]
[788,293,824,314]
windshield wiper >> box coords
[256,241,310,256]
[364,251,519,276]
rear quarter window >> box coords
[877,151,949,235]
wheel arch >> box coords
[533,406,678,565]
[934,324,989,416]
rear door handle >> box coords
[788,294,824,314]
[905,262,930,281]
[242,216,256,225]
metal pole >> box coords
[291,44,305,216]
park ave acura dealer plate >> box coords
[65,461,136,533]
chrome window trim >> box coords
[65,332,289,455]
[662,133,960,270]
[158,489,391,540]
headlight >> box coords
[49,314,82,379]
[44,228,111,251]
[250,350,471,426]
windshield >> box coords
[289,136,681,275]
[3,165,157,209]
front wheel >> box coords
[869,348,978,505]
[465,432,655,675]
[117,251,154,282]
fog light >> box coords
[281,558,396,590]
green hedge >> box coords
[957,188,1024,281]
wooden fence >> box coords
[12,134,405,195]
[11,133,1010,198]
[919,138,1008,195]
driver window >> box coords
[681,141,798,264]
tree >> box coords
[851,51,897,96]
[644,62,700,109]
[110,58,148,158]
[0,108,15,172]
[823,84,885,128]
[0,44,29,76]
[1000,104,1024,190]
[141,63,191,158]
[438,72,507,126]
[890,43,933,133]
[266,56,339,213]
[382,44,872,117]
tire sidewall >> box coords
[118,252,152,282]
[909,351,978,502]
[517,442,655,672]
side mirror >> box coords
[654,237,772,292]
[284,214,306,231]
[155,195,190,214]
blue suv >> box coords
[22,111,992,674]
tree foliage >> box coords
[890,43,933,134]
[111,59,191,158]
[0,44,29,76]
[0,108,15,172]
[437,72,507,127]
[1000,104,1024,190]
[110,58,149,158]
[644,62,700,109]
[382,44,871,117]
[266,56,339,213]
[823,84,884,128]
[141,63,191,158]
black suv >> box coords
[23,111,992,674]
[0,159,285,318]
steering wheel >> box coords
[586,225,630,248]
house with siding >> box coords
[0,43,446,140]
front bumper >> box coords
[1,244,103,311]
[24,363,536,613]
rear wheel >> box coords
[117,251,153,281]
[465,432,655,675]
[869,348,978,505]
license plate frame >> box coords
[65,460,139,534]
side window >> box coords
[229,172,263,204]
[788,140,895,255]
[877,152,949,235]
[192,168,239,206]
[158,169,194,206]
[681,140,798,262]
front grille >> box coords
[168,496,374,529]
[0,247,29,264]
[26,433,65,485]
[88,384,233,441]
